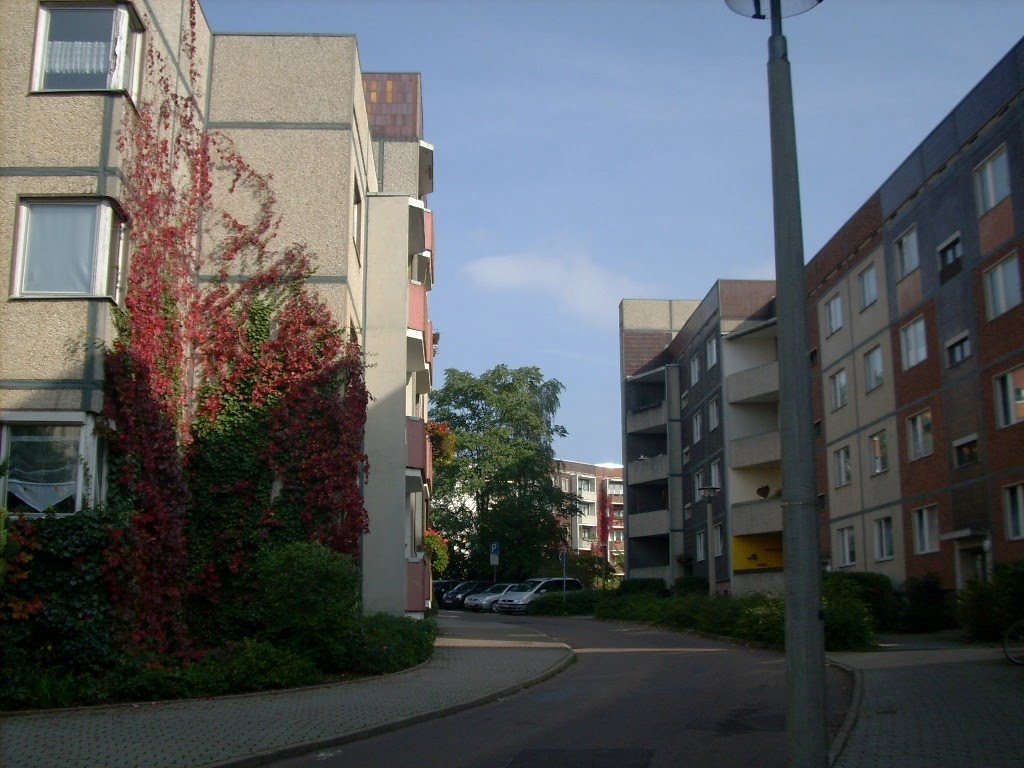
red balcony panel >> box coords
[424,209,434,257]
[407,417,427,471]
[407,558,431,612]
[408,282,428,334]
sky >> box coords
[199,0,1024,466]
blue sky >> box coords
[200,0,1024,465]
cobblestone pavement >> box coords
[0,616,572,768]
[829,638,1024,768]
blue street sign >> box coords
[490,542,500,556]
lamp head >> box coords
[724,0,822,19]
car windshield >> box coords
[483,583,510,594]
[507,582,540,593]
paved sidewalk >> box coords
[829,635,1024,768]
[0,615,573,768]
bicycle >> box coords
[1005,618,1024,664]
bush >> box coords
[900,573,956,632]
[249,542,361,671]
[528,589,601,616]
[184,639,322,695]
[824,571,897,631]
[959,560,1024,640]
[674,576,709,595]
[343,614,436,675]
[823,593,874,650]
[617,578,667,596]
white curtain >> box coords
[6,426,80,513]
[23,203,97,294]
[45,40,110,76]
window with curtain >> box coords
[3,424,81,514]
[14,200,123,298]
[34,4,142,95]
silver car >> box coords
[463,582,516,612]
[495,577,583,614]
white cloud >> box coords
[462,245,652,328]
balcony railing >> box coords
[626,400,668,434]
[628,508,670,537]
[728,431,781,469]
[731,497,783,537]
[627,453,669,484]
[726,360,779,404]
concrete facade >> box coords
[555,460,624,567]
[0,0,437,617]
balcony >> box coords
[729,431,781,469]
[628,508,670,537]
[726,361,779,404]
[407,283,433,388]
[407,418,432,485]
[626,400,668,434]
[731,497,783,537]
[627,453,669,485]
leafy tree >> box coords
[430,365,577,581]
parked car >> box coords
[432,579,459,608]
[495,577,584,614]
[440,580,490,609]
[463,582,516,612]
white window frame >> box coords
[913,505,940,554]
[874,517,894,561]
[864,346,884,391]
[838,526,856,567]
[607,481,623,496]
[859,263,878,309]
[696,529,706,562]
[713,523,724,558]
[952,434,979,468]
[1005,483,1024,541]
[900,316,927,370]
[937,234,962,270]
[710,459,721,489]
[833,445,852,488]
[945,332,971,368]
[994,364,1024,429]
[577,475,595,494]
[983,252,1022,320]
[825,294,843,336]
[690,355,700,385]
[31,3,143,98]
[829,368,848,411]
[706,336,718,369]
[869,430,888,476]
[0,410,100,516]
[974,144,1011,216]
[907,409,934,460]
[896,226,919,279]
[708,397,720,432]
[694,470,705,499]
[692,411,703,444]
[12,198,124,300]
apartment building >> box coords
[808,37,1024,592]
[0,0,437,617]
[555,460,624,565]
[619,281,783,595]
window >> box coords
[945,334,971,368]
[825,294,843,336]
[900,317,927,370]
[13,199,124,298]
[869,430,888,475]
[708,397,719,431]
[710,459,721,489]
[937,236,962,283]
[983,253,1022,320]
[577,501,595,516]
[577,476,595,493]
[833,445,851,488]
[994,365,1024,428]
[1,413,99,515]
[907,410,934,460]
[713,523,724,557]
[896,227,919,278]
[829,369,848,411]
[692,412,703,444]
[859,264,878,309]
[559,478,568,491]
[32,4,142,96]
[694,470,705,499]
[874,517,894,561]
[838,526,856,567]
[864,346,884,391]
[706,336,718,369]
[690,355,700,385]
[607,481,623,496]
[682,446,691,465]
[953,435,979,468]
[696,529,706,562]
[1006,484,1024,540]
[913,505,940,554]
[975,145,1011,215]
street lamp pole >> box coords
[699,485,719,595]
[724,1,827,766]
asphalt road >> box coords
[271,612,852,768]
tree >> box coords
[430,365,577,581]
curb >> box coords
[207,644,576,768]
[826,658,863,767]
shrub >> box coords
[900,573,956,632]
[959,560,1024,640]
[344,614,436,675]
[617,578,668,596]
[249,542,361,672]
[183,639,322,695]
[674,576,709,595]
[733,595,786,647]
[528,589,601,616]
[823,592,874,650]
[824,571,897,631]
